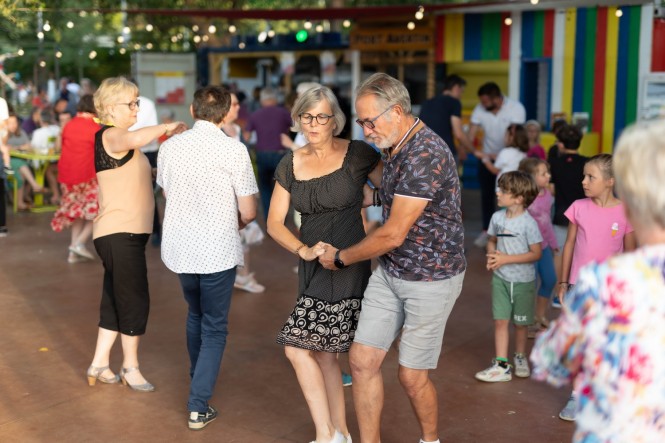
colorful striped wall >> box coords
[435,13,511,63]
[547,6,642,152]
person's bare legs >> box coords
[90,327,119,379]
[73,220,94,247]
[514,325,528,355]
[314,351,348,436]
[399,367,438,442]
[285,346,337,442]
[46,164,60,203]
[349,343,388,443]
[18,165,42,190]
[120,334,150,385]
[494,319,510,359]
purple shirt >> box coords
[245,105,292,152]
[527,188,558,251]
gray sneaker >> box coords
[559,396,577,421]
[513,353,531,378]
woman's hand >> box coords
[298,243,327,261]
[165,122,187,136]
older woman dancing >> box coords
[87,77,185,391]
[267,86,382,443]
[531,121,665,442]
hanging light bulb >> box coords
[119,47,127,54]
[304,20,312,30]
[17,48,24,56]
[315,24,324,33]
[407,21,416,30]
[67,21,74,29]
[530,0,539,4]
[615,9,623,17]
[268,30,275,38]
[37,31,44,39]
[229,24,237,33]
[55,50,62,58]
[239,42,246,49]
[192,24,199,32]
[505,17,513,26]
[43,21,51,32]
[117,36,125,43]
[343,20,351,28]
[208,24,216,34]
[146,23,154,32]
[193,35,201,43]
[89,50,97,59]
[123,26,131,34]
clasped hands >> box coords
[299,241,339,270]
[486,250,507,271]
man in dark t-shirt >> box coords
[418,74,474,165]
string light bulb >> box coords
[407,21,415,30]
[228,25,237,33]
[146,24,154,32]
[67,21,74,29]
[343,20,351,28]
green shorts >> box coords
[491,275,535,325]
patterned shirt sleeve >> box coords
[393,136,450,200]
[232,142,259,197]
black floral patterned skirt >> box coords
[276,295,362,353]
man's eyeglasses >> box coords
[115,99,140,110]
[356,107,392,130]
[299,113,333,125]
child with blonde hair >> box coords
[556,153,637,421]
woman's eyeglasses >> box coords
[299,113,333,125]
[114,99,141,110]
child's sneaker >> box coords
[559,396,577,421]
[341,371,352,387]
[188,405,218,430]
[475,359,512,382]
[551,296,562,309]
[513,353,531,378]
[0,226,7,237]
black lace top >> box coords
[95,125,134,173]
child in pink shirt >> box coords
[519,158,558,333]
[556,153,636,422]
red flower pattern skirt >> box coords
[51,178,99,232]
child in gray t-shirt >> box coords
[475,171,542,383]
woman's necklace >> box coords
[388,118,420,159]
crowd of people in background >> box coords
[1,71,664,443]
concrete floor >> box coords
[0,189,574,443]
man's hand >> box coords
[317,242,338,270]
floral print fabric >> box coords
[51,178,99,232]
[531,244,665,442]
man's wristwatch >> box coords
[334,249,346,269]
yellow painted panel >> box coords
[562,8,577,118]
[602,7,619,153]
[444,14,464,62]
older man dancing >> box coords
[319,73,466,443]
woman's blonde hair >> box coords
[614,121,665,230]
[290,86,345,136]
[93,76,138,123]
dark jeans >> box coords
[178,268,236,413]
[478,161,497,231]
[256,151,285,221]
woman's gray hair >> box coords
[613,121,665,230]
[290,86,346,136]
[355,73,412,115]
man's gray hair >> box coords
[260,87,278,102]
[290,86,346,137]
[355,73,412,115]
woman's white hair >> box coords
[613,121,665,230]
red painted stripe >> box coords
[543,10,554,57]
[592,7,608,134]
[653,18,665,71]
[436,16,445,63]
[500,12,511,59]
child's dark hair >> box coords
[506,124,529,153]
[586,153,613,180]
[557,124,582,150]
[498,171,539,207]
[518,157,548,177]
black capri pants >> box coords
[93,233,150,336]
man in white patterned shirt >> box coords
[156,86,258,431]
